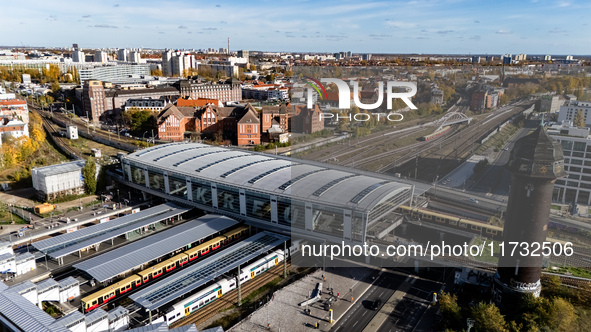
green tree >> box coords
[51,82,60,93]
[82,158,97,194]
[548,298,577,332]
[439,292,462,330]
[129,110,157,136]
[574,110,585,127]
[471,302,507,332]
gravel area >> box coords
[229,267,372,332]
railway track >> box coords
[171,262,290,329]
[40,114,82,160]
[388,103,529,180]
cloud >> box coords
[495,29,513,34]
[159,32,165,34]
[557,1,569,7]
[188,31,192,34]
[416,37,430,39]
[474,20,480,23]
[548,27,567,33]
[437,30,454,34]
[93,24,118,28]
[369,34,392,38]
[469,35,481,40]
[216,4,221,7]
[47,15,57,21]
[203,27,217,30]
[384,20,416,28]
[124,25,130,29]
[113,4,119,7]
[82,15,91,18]
[178,25,187,29]
[220,21,227,24]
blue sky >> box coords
[4,0,590,54]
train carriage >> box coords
[397,206,504,239]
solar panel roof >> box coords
[130,231,288,310]
[73,215,238,282]
[33,203,190,257]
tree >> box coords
[51,82,60,93]
[439,292,462,330]
[471,302,507,332]
[548,298,576,332]
[129,110,157,136]
[574,110,585,128]
[82,158,97,194]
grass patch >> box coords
[547,266,591,279]
[551,205,562,211]
[470,237,500,264]
[240,277,282,305]
[206,311,242,330]
[48,193,91,204]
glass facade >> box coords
[147,169,165,193]
[130,166,145,186]
[169,173,188,200]
[216,184,240,214]
[123,160,409,243]
[191,178,212,206]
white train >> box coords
[165,249,285,325]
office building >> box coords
[78,64,150,84]
[117,49,129,62]
[557,101,591,127]
[95,50,108,63]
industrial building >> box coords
[31,160,99,201]
[119,142,413,244]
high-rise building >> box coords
[72,50,85,63]
[161,50,195,76]
[117,49,129,62]
[82,80,106,122]
[544,55,552,61]
[95,50,108,63]
[362,54,372,61]
[238,50,249,58]
[130,51,141,63]
[472,56,480,63]
[493,126,566,305]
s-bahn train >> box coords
[420,126,451,141]
[165,249,285,326]
[81,225,250,313]
[396,205,504,238]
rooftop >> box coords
[73,215,238,282]
[33,203,190,258]
[31,160,86,177]
[123,143,412,212]
[130,231,289,310]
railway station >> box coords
[130,231,289,317]
[118,143,413,244]
[32,203,190,264]
[73,215,239,284]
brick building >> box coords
[157,103,260,145]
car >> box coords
[371,299,382,310]
[468,198,479,203]
[502,147,509,151]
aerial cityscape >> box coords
[0,1,591,332]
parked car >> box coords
[468,198,479,203]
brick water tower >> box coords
[493,125,566,305]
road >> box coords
[331,271,405,332]
[377,278,441,332]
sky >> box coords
[3,0,590,54]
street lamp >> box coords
[143,131,148,147]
